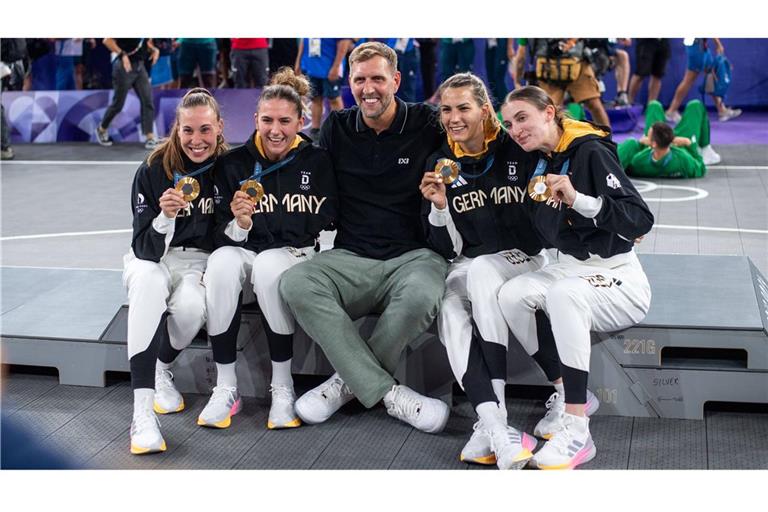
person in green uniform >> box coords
[617,99,720,178]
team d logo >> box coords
[606,173,621,190]
[300,171,311,191]
[507,161,518,182]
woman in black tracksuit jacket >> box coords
[499,85,653,470]
[199,68,337,431]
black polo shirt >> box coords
[318,98,443,260]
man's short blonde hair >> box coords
[348,41,398,73]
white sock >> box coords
[133,388,154,418]
[553,381,565,396]
[491,379,507,416]
[156,359,172,371]
[270,359,294,388]
[216,362,237,388]
[476,401,506,428]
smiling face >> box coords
[349,55,400,128]
[440,86,489,153]
[178,105,223,163]
[500,99,558,153]
[256,98,303,161]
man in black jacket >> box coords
[280,42,451,433]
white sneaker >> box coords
[460,420,496,465]
[197,386,242,428]
[383,385,449,434]
[153,368,184,414]
[534,389,599,439]
[488,424,537,470]
[718,107,742,122]
[701,144,722,165]
[130,411,166,455]
[267,384,301,429]
[530,413,596,470]
[294,373,354,424]
[665,110,681,123]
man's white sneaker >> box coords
[383,385,449,434]
[534,389,599,440]
[488,424,537,470]
[701,144,722,165]
[665,110,682,123]
[153,368,184,414]
[294,373,354,424]
[460,420,495,465]
[267,384,301,429]
[718,107,742,122]
[130,411,166,455]
[530,413,596,470]
[197,386,242,428]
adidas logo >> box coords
[450,176,469,188]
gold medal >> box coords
[240,179,264,204]
[175,176,200,202]
[527,175,551,202]
[434,158,460,184]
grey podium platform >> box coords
[3,253,768,420]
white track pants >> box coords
[204,245,315,336]
[123,248,208,359]
[440,249,548,387]
[498,250,651,372]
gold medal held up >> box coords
[175,176,200,202]
[434,158,460,184]
[527,176,551,202]
[240,180,265,204]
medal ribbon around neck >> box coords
[238,154,297,204]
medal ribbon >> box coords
[173,161,215,186]
[532,157,570,178]
[239,155,296,186]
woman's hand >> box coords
[546,174,578,206]
[159,188,187,218]
[231,190,255,230]
[419,171,447,210]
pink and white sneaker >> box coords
[530,413,596,470]
[197,386,242,428]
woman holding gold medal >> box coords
[124,88,228,454]
[498,86,653,469]
[419,73,548,470]
[201,68,337,430]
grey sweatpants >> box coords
[279,248,448,407]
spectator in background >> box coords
[53,38,84,90]
[583,39,632,107]
[1,38,27,160]
[628,38,671,105]
[216,38,232,88]
[177,38,218,89]
[24,38,55,90]
[617,99,720,178]
[665,38,741,123]
[417,38,438,101]
[484,38,510,107]
[230,38,270,89]
[82,38,112,90]
[295,38,351,140]
[382,38,420,102]
[150,38,176,89]
[439,38,475,80]
[95,38,160,149]
[511,38,530,90]
[523,38,611,128]
[268,38,299,75]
